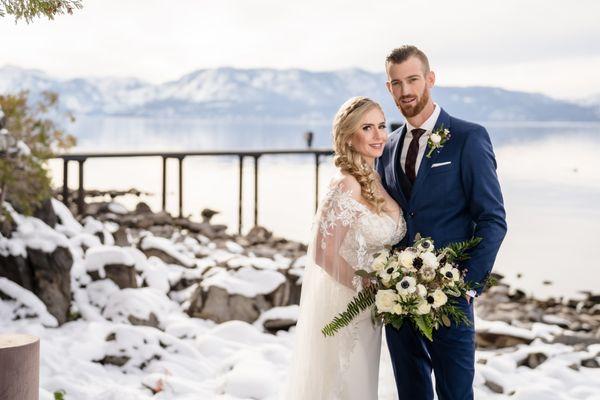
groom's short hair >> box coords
[386,45,430,74]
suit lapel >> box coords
[385,125,408,209]
[410,108,452,201]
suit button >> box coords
[409,212,415,217]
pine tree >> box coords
[0,0,82,23]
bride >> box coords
[284,96,406,399]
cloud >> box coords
[0,0,598,98]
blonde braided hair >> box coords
[332,96,386,214]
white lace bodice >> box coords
[318,183,406,283]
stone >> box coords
[553,334,600,347]
[148,225,175,238]
[113,226,131,247]
[581,358,600,368]
[0,255,33,291]
[484,380,504,394]
[96,355,130,367]
[517,352,548,369]
[33,198,58,228]
[266,281,290,308]
[141,248,184,267]
[187,285,267,324]
[127,312,159,329]
[264,318,297,332]
[134,202,153,214]
[26,247,73,325]
[246,226,272,245]
[105,264,137,289]
[476,331,533,349]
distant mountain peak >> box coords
[0,65,598,122]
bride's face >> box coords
[349,107,387,162]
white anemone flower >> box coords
[439,264,460,286]
[396,276,417,296]
[417,239,435,253]
[378,263,400,286]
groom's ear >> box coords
[385,80,392,94]
[426,70,436,88]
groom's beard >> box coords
[397,88,430,118]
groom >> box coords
[376,46,507,400]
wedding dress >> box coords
[284,173,406,400]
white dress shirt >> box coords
[399,103,441,176]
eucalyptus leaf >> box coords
[441,314,451,327]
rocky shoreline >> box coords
[0,196,599,398]
[2,196,599,344]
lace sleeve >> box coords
[312,177,365,290]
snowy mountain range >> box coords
[1,65,599,122]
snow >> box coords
[102,288,179,328]
[200,266,286,297]
[84,245,135,278]
[107,202,129,214]
[52,198,83,237]
[5,202,70,253]
[140,234,197,268]
[1,201,599,399]
[0,277,58,327]
[254,305,299,329]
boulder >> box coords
[0,255,33,291]
[264,318,297,333]
[32,198,58,228]
[134,202,153,214]
[113,226,131,246]
[484,380,504,394]
[26,247,73,325]
[104,264,137,289]
[517,352,548,369]
[476,331,533,349]
[246,226,272,245]
[187,285,269,324]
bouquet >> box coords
[321,234,482,341]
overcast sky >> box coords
[1,0,599,100]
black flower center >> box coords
[422,242,430,249]
[401,281,410,289]
[412,257,423,270]
[386,267,394,274]
[445,271,453,278]
[427,296,435,304]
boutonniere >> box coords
[426,125,451,158]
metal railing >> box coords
[54,149,334,234]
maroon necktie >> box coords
[405,128,426,184]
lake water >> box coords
[46,115,600,298]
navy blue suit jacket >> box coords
[376,108,507,295]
